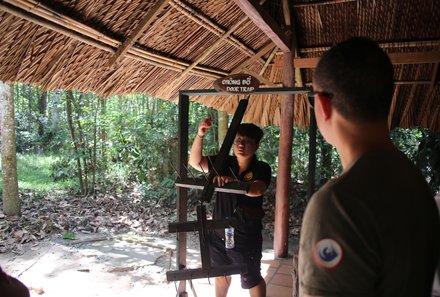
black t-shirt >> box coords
[208,155,271,235]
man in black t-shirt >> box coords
[189,119,271,297]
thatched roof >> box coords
[0,0,439,130]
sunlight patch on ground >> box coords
[0,233,290,297]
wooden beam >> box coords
[395,80,435,85]
[242,68,278,87]
[381,52,440,65]
[274,50,294,258]
[176,93,189,295]
[177,16,248,79]
[259,46,278,75]
[274,0,294,259]
[282,0,291,27]
[304,80,436,86]
[234,0,291,52]
[299,40,440,54]
[293,0,357,8]
[230,42,275,74]
[431,63,439,87]
[108,0,170,66]
[293,51,440,68]
[170,0,262,62]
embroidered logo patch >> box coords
[312,238,343,269]
[244,171,253,181]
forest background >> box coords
[0,83,439,253]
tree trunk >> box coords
[217,110,229,150]
[307,112,317,199]
[72,94,89,193]
[320,136,332,185]
[0,81,20,216]
[92,98,99,196]
[99,97,107,171]
[66,90,85,194]
[38,91,47,137]
[26,84,32,132]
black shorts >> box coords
[209,229,263,289]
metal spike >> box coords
[168,160,181,179]
[228,167,241,185]
[183,163,197,181]
[199,163,209,181]
[207,156,221,177]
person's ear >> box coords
[315,93,332,121]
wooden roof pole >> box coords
[294,51,440,68]
[230,41,275,74]
[108,0,170,66]
[234,0,293,258]
[272,0,295,258]
[431,63,439,87]
[299,39,440,54]
[238,46,280,87]
[176,16,248,80]
[293,0,356,8]
[233,0,290,52]
[170,0,263,63]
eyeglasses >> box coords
[233,139,255,146]
[307,91,334,109]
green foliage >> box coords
[51,156,79,181]
[62,232,77,240]
[138,177,177,205]
[414,131,440,194]
[0,153,77,193]
[15,112,40,153]
[391,127,424,159]
[258,125,279,167]
[392,128,440,194]
[104,94,179,186]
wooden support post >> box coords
[274,50,294,258]
[307,109,317,199]
[176,92,189,296]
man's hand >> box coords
[213,175,237,187]
[197,117,212,137]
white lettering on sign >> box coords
[222,78,240,85]
[226,86,255,92]
[213,73,260,94]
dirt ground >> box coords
[0,231,291,297]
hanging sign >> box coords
[213,73,260,94]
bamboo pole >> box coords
[109,0,170,66]
[259,46,278,75]
[177,16,248,78]
[299,39,440,54]
[293,0,356,8]
[230,42,275,74]
[170,0,261,61]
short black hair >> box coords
[313,37,394,122]
[237,123,264,144]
